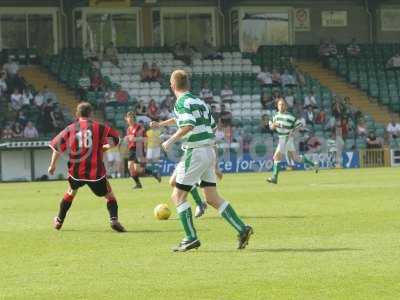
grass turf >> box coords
[0,168,399,300]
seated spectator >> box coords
[34,90,44,108]
[21,87,34,107]
[332,99,343,121]
[10,89,22,111]
[90,71,104,92]
[315,110,326,124]
[211,104,220,123]
[12,122,23,138]
[42,99,56,134]
[11,71,26,92]
[386,117,400,139]
[147,99,159,120]
[294,67,306,86]
[140,62,152,82]
[115,87,129,103]
[3,58,19,78]
[346,38,361,57]
[356,120,367,137]
[150,62,161,82]
[260,92,275,110]
[319,39,337,67]
[135,100,147,116]
[271,69,281,86]
[341,118,349,139]
[303,106,315,126]
[42,86,58,104]
[386,53,400,70]
[256,66,273,87]
[304,91,318,108]
[260,114,272,134]
[284,89,295,109]
[0,70,7,97]
[366,132,382,149]
[220,83,234,103]
[104,42,119,66]
[16,111,28,127]
[199,40,223,60]
[200,81,214,104]
[1,124,13,139]
[23,121,39,139]
[78,71,91,100]
[83,42,98,61]
[306,133,322,153]
[281,70,296,87]
[51,103,65,131]
[219,104,232,126]
[159,105,173,121]
[160,94,174,111]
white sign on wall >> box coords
[294,8,310,31]
[381,9,400,31]
[322,11,347,27]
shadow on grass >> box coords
[60,229,209,234]
[200,247,362,253]
[201,215,307,220]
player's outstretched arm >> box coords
[162,125,193,152]
[150,118,176,129]
[48,150,61,175]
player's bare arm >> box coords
[162,125,193,152]
[48,149,61,175]
[151,118,176,128]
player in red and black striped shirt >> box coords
[48,102,126,232]
[125,111,161,189]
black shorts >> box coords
[128,148,140,163]
[68,177,111,197]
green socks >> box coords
[219,201,246,233]
[176,202,197,241]
[301,155,314,167]
[190,187,203,206]
[272,161,280,179]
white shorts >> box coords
[175,146,217,187]
[106,151,121,162]
[276,136,296,154]
[146,147,161,160]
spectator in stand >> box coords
[281,70,296,87]
[160,94,174,111]
[386,117,400,139]
[271,89,282,102]
[346,38,361,57]
[135,100,147,116]
[366,132,382,149]
[303,105,315,127]
[173,42,195,65]
[200,81,214,104]
[0,70,7,97]
[355,119,367,138]
[294,67,306,86]
[260,92,275,110]
[104,87,116,103]
[211,105,220,123]
[16,111,28,127]
[104,42,119,66]
[199,40,223,60]
[1,124,13,139]
[42,99,55,134]
[386,53,400,70]
[23,121,39,139]
[304,90,318,108]
[220,104,232,126]
[256,66,273,87]
[83,42,98,62]
[90,70,104,92]
[220,82,234,104]
[314,109,326,125]
[332,99,343,121]
[284,89,295,109]
[51,103,65,131]
[271,69,281,86]
[12,122,23,138]
[306,132,322,153]
[260,114,273,134]
[147,99,159,120]
[21,87,34,108]
[10,88,22,111]
[11,71,26,92]
[150,62,162,82]
[159,104,173,121]
[325,115,336,133]
[329,39,338,57]
[319,39,337,67]
[34,90,45,108]
[115,86,129,104]
[3,58,19,78]
[341,118,349,139]
[42,85,58,104]
[78,71,91,100]
[140,62,152,82]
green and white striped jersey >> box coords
[174,91,216,149]
[272,111,302,137]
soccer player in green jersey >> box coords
[151,70,253,252]
[268,98,317,184]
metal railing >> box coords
[359,148,390,168]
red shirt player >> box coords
[125,111,160,189]
[48,102,126,232]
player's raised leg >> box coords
[54,187,77,230]
[268,147,283,184]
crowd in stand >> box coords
[0,60,66,140]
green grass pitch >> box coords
[0,168,399,300]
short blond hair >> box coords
[170,69,189,91]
